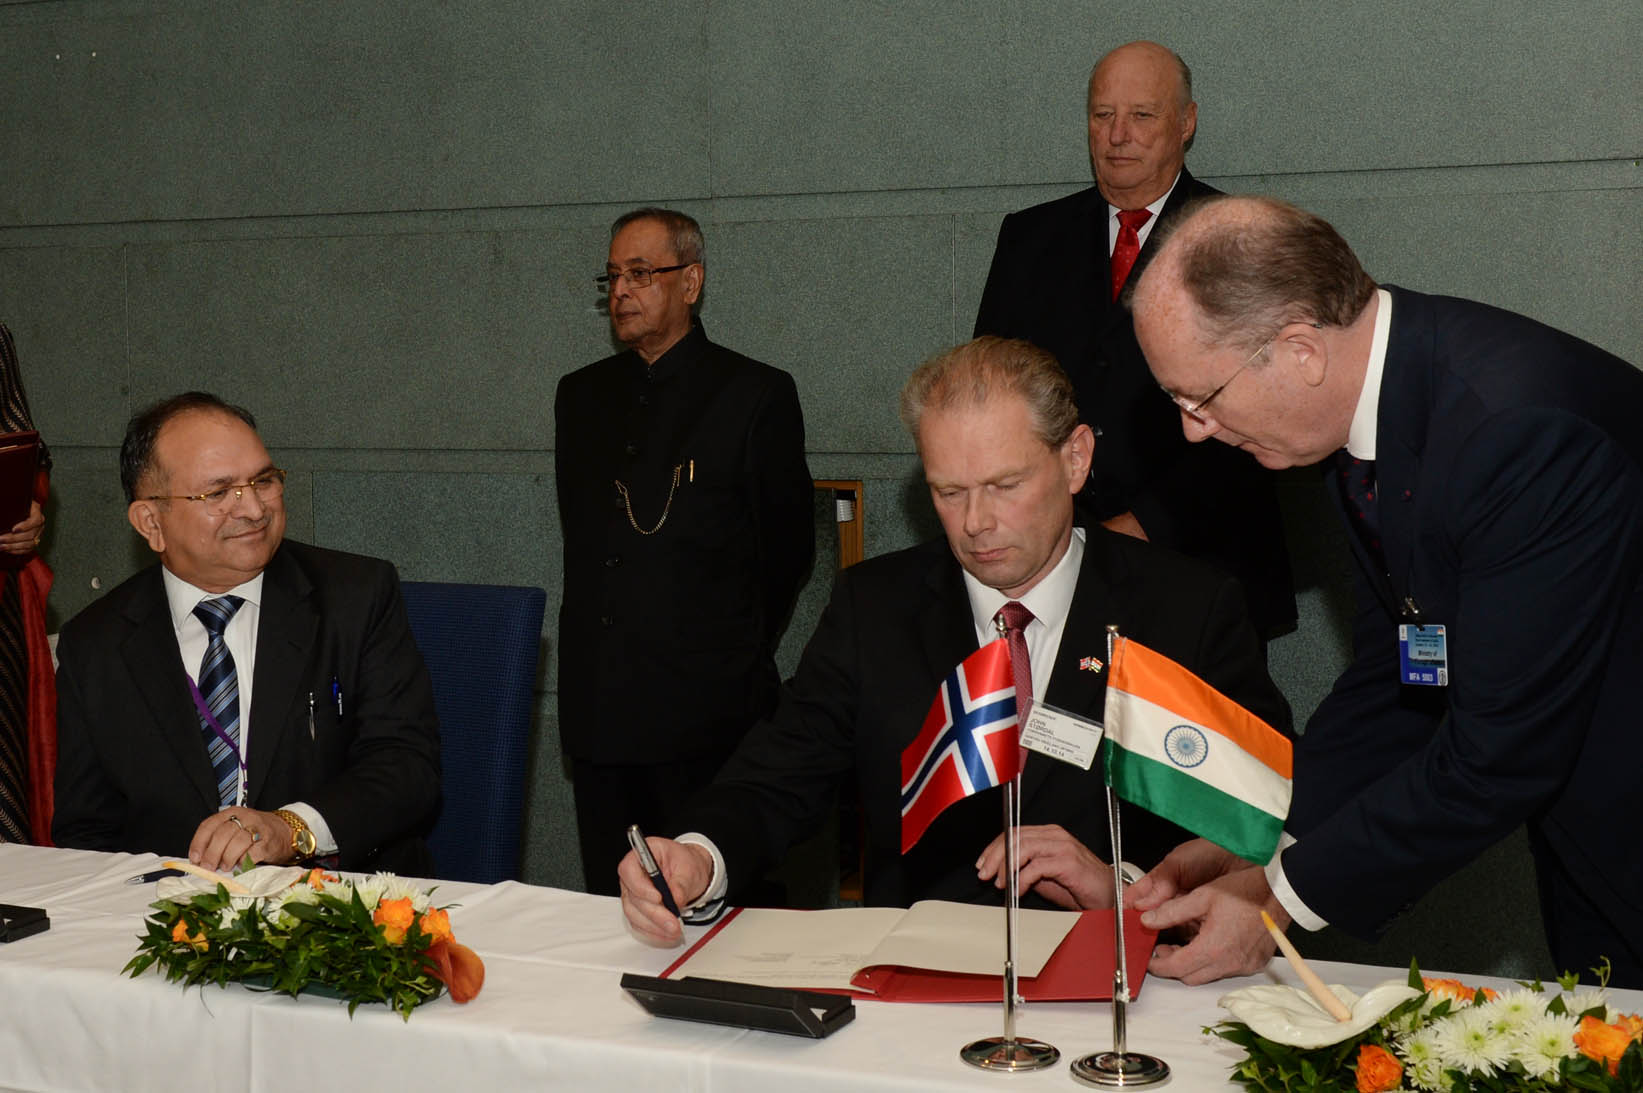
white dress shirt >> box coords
[161,566,336,853]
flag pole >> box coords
[960,626,1057,1072]
[1071,626,1169,1088]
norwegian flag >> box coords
[899,639,1022,853]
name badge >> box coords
[1398,623,1448,686]
[1020,703,1105,770]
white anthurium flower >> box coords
[156,864,307,902]
[1219,980,1423,1048]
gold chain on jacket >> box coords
[614,464,682,535]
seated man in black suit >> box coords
[53,392,441,874]
[620,336,1289,944]
[974,41,1295,642]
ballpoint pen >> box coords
[626,824,682,918]
[126,868,185,885]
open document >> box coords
[661,901,1158,1002]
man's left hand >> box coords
[0,500,44,555]
[1137,863,1287,984]
[976,824,1117,910]
[187,808,294,872]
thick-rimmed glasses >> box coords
[594,264,692,293]
[147,468,287,516]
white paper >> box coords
[667,901,1079,991]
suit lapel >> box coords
[246,547,319,805]
[1021,536,1117,805]
[119,569,219,811]
[916,551,980,686]
[1367,287,1430,615]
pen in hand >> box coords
[626,824,682,919]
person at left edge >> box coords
[52,392,441,874]
[555,207,814,895]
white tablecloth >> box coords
[1,844,1632,1092]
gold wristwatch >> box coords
[275,809,318,859]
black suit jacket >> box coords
[678,528,1290,908]
[52,540,441,873]
[1286,287,1643,950]
[555,322,815,764]
[974,170,1296,638]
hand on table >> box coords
[0,500,44,555]
[619,837,712,947]
[975,824,1117,910]
[187,807,294,872]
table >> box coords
[1,845,1633,1092]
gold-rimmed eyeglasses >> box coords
[146,468,287,515]
[594,264,692,293]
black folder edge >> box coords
[0,903,50,943]
[620,972,855,1039]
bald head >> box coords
[1130,195,1378,469]
[1086,41,1197,209]
[1133,195,1377,355]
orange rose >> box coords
[1422,976,1497,1004]
[1355,1043,1402,1093]
[373,897,416,944]
[418,908,453,945]
[1575,1014,1634,1076]
[1615,1012,1643,1040]
[170,919,208,951]
[305,867,338,889]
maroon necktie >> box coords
[1109,208,1154,300]
[996,601,1035,768]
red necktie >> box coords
[1110,208,1154,300]
[996,601,1035,768]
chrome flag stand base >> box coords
[961,1035,1061,1072]
[960,779,1058,1073]
[1070,1050,1170,1087]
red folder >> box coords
[662,907,1158,1003]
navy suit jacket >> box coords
[53,540,441,873]
[974,169,1296,639]
[1286,287,1643,946]
[677,528,1290,908]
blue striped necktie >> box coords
[193,595,245,807]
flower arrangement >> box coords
[125,864,484,1020]
[1211,961,1643,1092]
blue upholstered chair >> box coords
[399,581,546,885]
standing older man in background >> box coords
[975,41,1294,643]
[555,207,814,895]
[53,392,441,874]
[1127,194,1643,987]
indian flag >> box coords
[1103,636,1291,864]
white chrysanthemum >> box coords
[1511,1011,1579,1080]
[1432,1006,1512,1076]
[373,873,432,912]
[262,881,320,926]
[1481,987,1544,1035]
[1565,986,1610,1019]
[352,875,385,909]
[1399,1027,1446,1091]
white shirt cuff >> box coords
[282,801,338,857]
[675,831,728,908]
[1266,833,1329,932]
